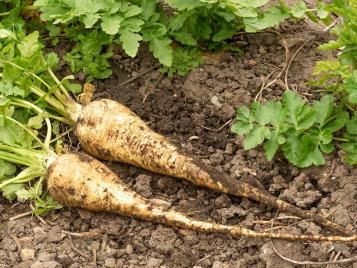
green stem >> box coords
[0,144,45,159]
[29,84,68,116]
[0,171,45,189]
[47,67,71,99]
[10,99,52,148]
[0,151,34,166]
[0,11,10,16]
[334,136,357,142]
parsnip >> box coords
[3,61,350,235]
[47,153,357,242]
[75,99,350,235]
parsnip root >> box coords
[75,99,350,235]
[47,153,357,242]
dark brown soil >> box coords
[1,20,356,268]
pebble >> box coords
[147,257,163,267]
[31,261,62,268]
[211,96,223,108]
[212,260,224,268]
[20,248,35,261]
[125,244,134,254]
[104,258,116,268]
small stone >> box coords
[31,261,62,268]
[47,226,64,242]
[248,59,257,66]
[20,248,35,261]
[125,244,134,254]
[104,258,116,268]
[38,252,56,262]
[211,96,223,108]
[147,257,163,267]
[18,237,33,248]
[212,260,224,268]
[258,46,266,54]
[77,208,93,220]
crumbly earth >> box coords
[1,20,356,268]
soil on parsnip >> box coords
[0,20,356,268]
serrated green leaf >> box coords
[239,0,269,8]
[146,35,172,66]
[17,31,40,58]
[173,32,197,46]
[0,29,16,39]
[101,14,123,35]
[119,31,142,57]
[290,1,307,18]
[346,115,357,135]
[123,5,142,18]
[15,188,31,201]
[46,52,59,69]
[27,114,44,129]
[141,0,156,20]
[244,5,290,32]
[243,126,270,150]
[263,131,279,160]
[319,40,342,51]
[313,94,334,126]
[82,13,101,28]
[1,183,24,201]
[231,121,253,135]
[0,81,25,97]
[344,71,357,104]
[0,160,17,178]
[320,143,334,154]
[165,0,204,11]
[252,102,274,125]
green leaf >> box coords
[320,143,334,154]
[1,183,24,201]
[282,90,316,131]
[263,131,279,160]
[313,94,334,126]
[173,32,197,46]
[62,80,82,94]
[231,121,253,135]
[252,102,274,125]
[119,31,142,57]
[46,52,59,69]
[165,0,204,11]
[147,36,172,66]
[27,114,44,129]
[346,115,357,135]
[34,194,63,215]
[0,81,25,97]
[17,31,41,58]
[244,5,290,32]
[0,160,17,178]
[82,13,101,28]
[344,71,357,104]
[101,14,123,35]
[15,188,32,201]
[243,126,270,150]
[141,0,156,20]
[290,1,307,18]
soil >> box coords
[1,20,356,268]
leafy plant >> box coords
[33,0,173,78]
[311,0,357,106]
[30,0,320,79]
[64,28,113,81]
[160,47,202,77]
[231,90,355,167]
